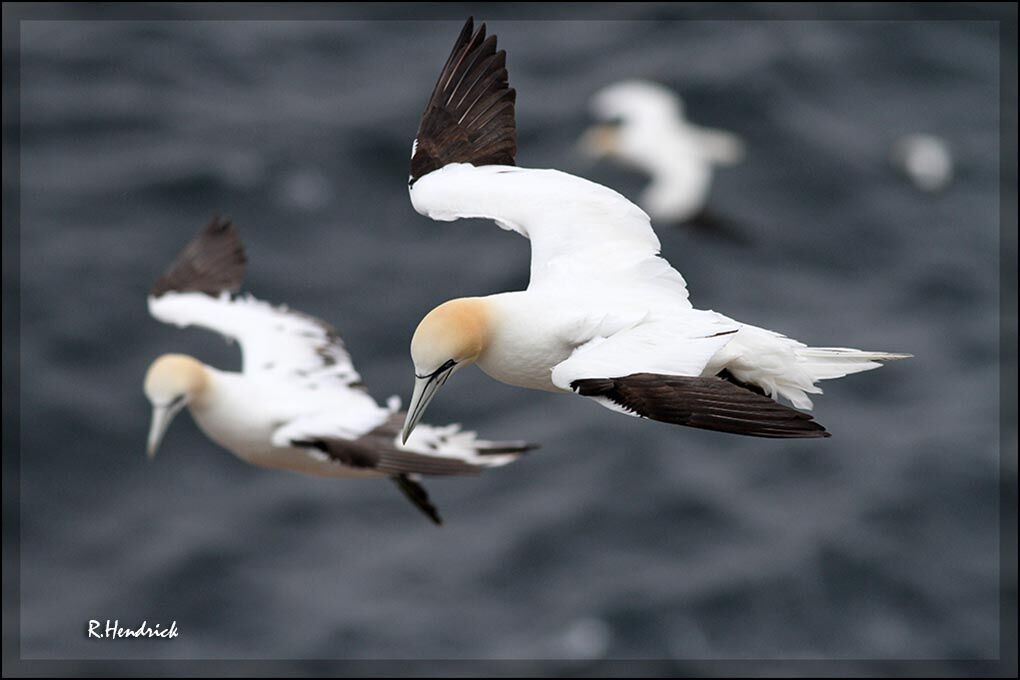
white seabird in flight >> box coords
[401,18,910,443]
[890,133,953,193]
[145,216,534,525]
[579,79,745,229]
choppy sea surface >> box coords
[10,6,1010,669]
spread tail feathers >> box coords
[774,347,912,409]
[721,325,912,410]
[796,347,913,381]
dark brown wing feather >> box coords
[289,411,534,524]
[409,17,517,184]
[290,410,533,475]
[372,410,537,457]
[571,373,830,439]
[393,475,443,526]
[290,428,480,526]
[290,432,482,477]
[151,214,246,297]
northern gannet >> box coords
[400,19,911,442]
[145,216,534,525]
[579,79,745,228]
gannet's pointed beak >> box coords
[401,363,456,444]
[146,401,184,460]
[577,124,619,161]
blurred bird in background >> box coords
[891,133,954,192]
[579,79,747,236]
[145,216,535,525]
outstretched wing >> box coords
[550,316,741,391]
[277,410,534,475]
[550,316,828,438]
[408,21,689,303]
[148,216,362,389]
[151,214,247,297]
[570,373,829,438]
[409,17,516,185]
[275,405,536,526]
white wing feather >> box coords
[409,163,691,306]
[270,409,392,448]
[273,411,524,470]
[551,315,739,390]
[692,126,746,166]
[148,291,362,388]
[402,422,525,469]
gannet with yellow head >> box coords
[144,354,209,458]
[400,18,910,444]
[404,298,490,440]
[146,216,535,525]
[580,79,746,228]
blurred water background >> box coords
[8,4,1013,670]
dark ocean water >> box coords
[9,6,1011,670]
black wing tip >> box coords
[393,475,444,526]
[151,213,247,297]
[476,441,540,456]
[409,16,517,184]
[294,443,445,525]
[571,373,830,439]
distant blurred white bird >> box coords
[579,79,745,226]
[145,216,534,525]
[401,19,910,443]
[891,133,953,192]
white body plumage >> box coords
[149,291,523,475]
[410,163,907,413]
